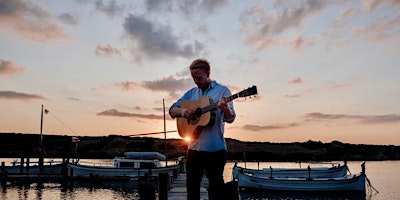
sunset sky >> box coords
[1,0,399,145]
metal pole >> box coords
[40,105,47,156]
[163,99,168,166]
[40,104,43,148]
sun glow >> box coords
[184,137,191,142]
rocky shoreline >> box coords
[1,133,399,161]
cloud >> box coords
[0,0,66,42]
[290,35,316,53]
[114,81,141,91]
[284,94,300,98]
[142,75,193,93]
[288,77,304,85]
[94,0,124,18]
[242,1,400,51]
[113,76,193,98]
[322,7,356,50]
[58,13,79,25]
[305,112,400,124]
[95,44,122,57]
[97,108,173,120]
[242,123,298,131]
[0,90,45,101]
[324,3,400,49]
[95,75,250,107]
[96,76,193,98]
[100,75,246,100]
[144,0,228,16]
[122,14,205,60]
[67,97,81,101]
[362,0,400,11]
[352,14,400,42]
[322,81,351,90]
[242,0,328,50]
[284,79,351,99]
[0,59,24,76]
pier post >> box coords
[178,158,185,173]
[361,162,365,174]
[20,157,24,174]
[139,181,156,200]
[37,157,44,186]
[0,161,6,187]
[158,173,169,200]
[39,157,44,174]
[269,166,273,178]
[26,158,30,173]
[1,169,6,187]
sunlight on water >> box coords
[0,183,141,200]
[0,159,399,200]
[224,161,399,200]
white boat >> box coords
[66,152,183,178]
[236,163,366,192]
[232,162,348,179]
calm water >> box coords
[225,161,398,200]
[0,160,398,200]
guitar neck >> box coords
[226,93,239,102]
[201,93,239,114]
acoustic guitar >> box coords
[177,85,258,139]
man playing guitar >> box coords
[169,58,236,200]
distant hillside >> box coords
[1,133,399,161]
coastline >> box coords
[1,132,399,161]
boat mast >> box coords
[40,104,47,156]
[163,98,168,166]
[40,104,43,145]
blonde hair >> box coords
[189,59,210,75]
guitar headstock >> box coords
[239,85,257,98]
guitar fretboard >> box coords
[200,92,240,114]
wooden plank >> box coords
[168,173,209,200]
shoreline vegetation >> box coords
[0,133,399,161]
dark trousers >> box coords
[186,149,226,200]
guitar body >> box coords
[175,85,257,139]
[177,96,216,138]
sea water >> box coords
[0,160,398,200]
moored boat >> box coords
[235,163,366,192]
[2,159,63,174]
[66,152,183,178]
[232,162,348,179]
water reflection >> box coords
[1,179,159,200]
[239,189,366,200]
[0,161,396,199]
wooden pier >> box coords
[161,173,238,200]
[166,173,209,200]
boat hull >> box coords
[232,164,348,179]
[4,164,63,174]
[237,172,366,192]
[66,163,181,178]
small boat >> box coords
[66,152,183,178]
[3,159,63,174]
[232,162,348,179]
[235,163,366,192]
